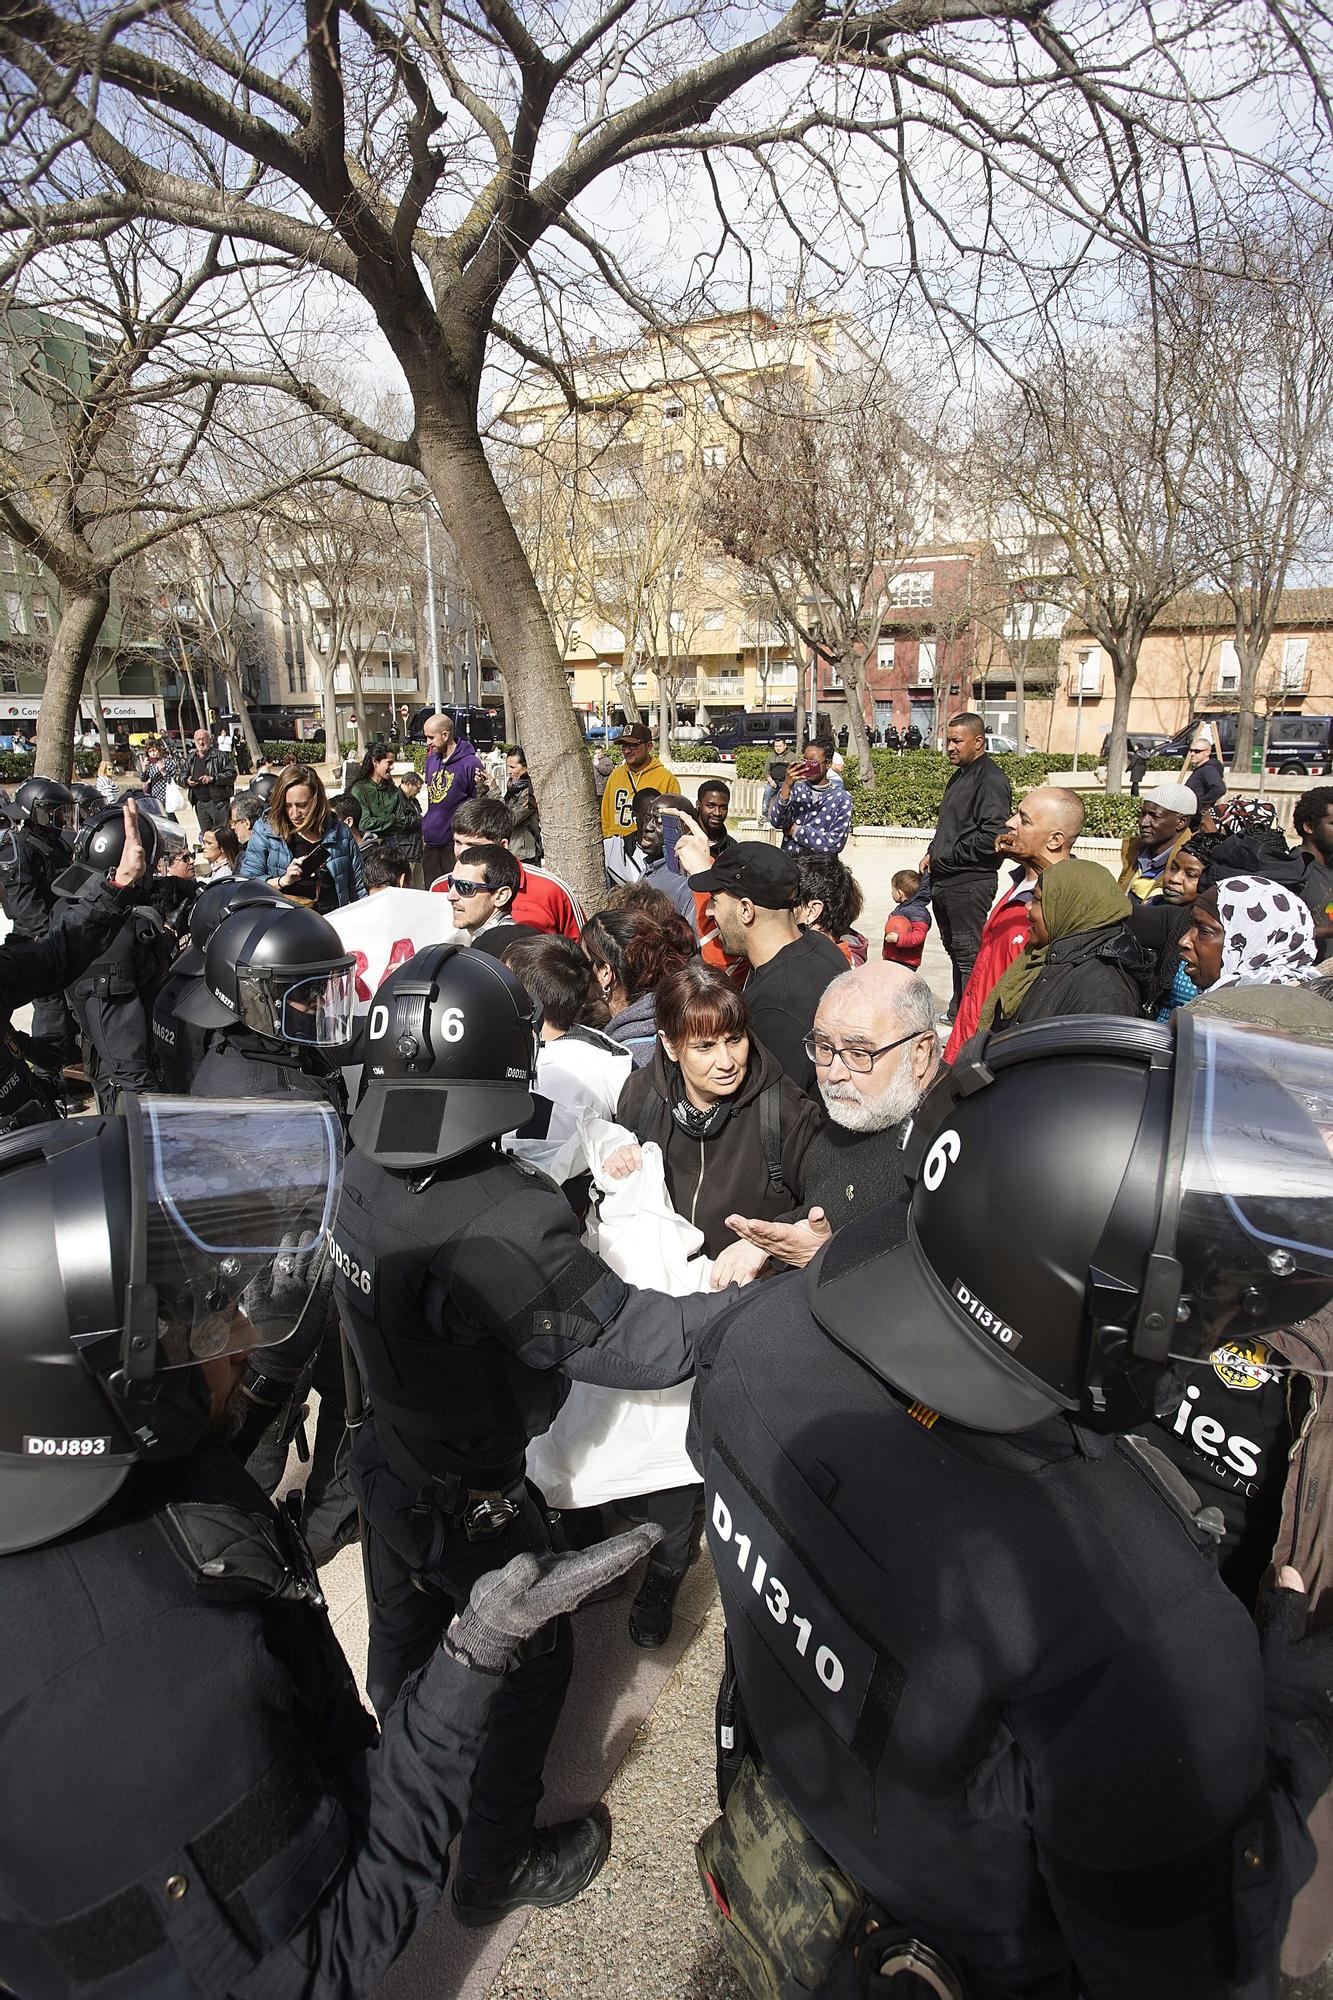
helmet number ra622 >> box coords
[922,1128,960,1192]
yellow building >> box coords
[491,309,873,728]
[1035,590,1333,758]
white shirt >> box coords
[505,1028,632,1185]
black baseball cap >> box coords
[616,722,654,746]
[688,841,799,908]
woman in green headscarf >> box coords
[979,858,1152,1033]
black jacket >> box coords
[995,923,1152,1029]
[0,876,137,1129]
[0,1446,497,2000]
[1186,756,1226,814]
[742,930,846,1092]
[690,1262,1328,1997]
[0,821,70,935]
[192,1030,347,1119]
[928,755,1013,882]
[616,1039,821,1257]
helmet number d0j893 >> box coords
[922,1129,960,1192]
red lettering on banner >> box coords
[377,938,418,989]
[352,949,372,1003]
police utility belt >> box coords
[370,1388,527,1543]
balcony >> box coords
[704,677,744,699]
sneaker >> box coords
[451,1815,610,1929]
[628,1559,684,1649]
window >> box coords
[664,450,685,474]
[669,609,685,634]
[702,444,726,469]
[769,657,796,683]
[1281,636,1309,689]
[662,398,684,427]
[2,591,22,633]
[290,657,308,693]
[916,639,936,688]
[703,605,725,630]
[1074,647,1100,695]
[888,570,934,609]
[1216,641,1240,693]
[29,596,51,634]
[876,638,895,673]
[0,663,18,694]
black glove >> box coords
[444,1524,663,1675]
[238,1230,332,1353]
[1258,1582,1333,1771]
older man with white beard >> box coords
[721,962,940,1276]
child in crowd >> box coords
[882,866,933,969]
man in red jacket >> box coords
[436,797,585,937]
[945,785,1084,1060]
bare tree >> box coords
[3,2,1326,892]
[987,334,1205,790]
[0,226,358,775]
[713,368,942,776]
[156,523,268,766]
[1169,214,1333,772]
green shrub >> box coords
[668,742,721,763]
[259,740,324,764]
[0,750,99,780]
[1080,795,1141,839]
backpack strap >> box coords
[758,1078,793,1202]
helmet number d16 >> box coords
[440,1005,465,1043]
[922,1128,960,1192]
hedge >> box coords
[0,749,100,781]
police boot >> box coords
[628,1558,684,1649]
[450,1814,610,1928]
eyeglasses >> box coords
[802,1028,926,1073]
[444,875,488,893]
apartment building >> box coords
[1040,590,1333,755]
[492,307,877,727]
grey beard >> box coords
[821,1062,922,1133]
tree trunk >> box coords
[1231,627,1263,774]
[225,671,263,766]
[837,655,872,784]
[1103,644,1140,792]
[794,650,807,750]
[502,673,515,746]
[84,669,113,765]
[36,587,110,779]
[1012,662,1026,754]
[416,419,604,908]
[344,654,369,757]
[318,659,339,757]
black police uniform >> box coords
[0,816,78,1069]
[333,1139,727,1882]
[690,1260,1329,1999]
[0,877,137,1132]
[66,901,175,1110]
[0,1444,499,2000]
[150,957,214,1093]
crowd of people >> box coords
[0,706,1332,2000]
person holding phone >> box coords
[239,764,366,909]
[766,740,852,856]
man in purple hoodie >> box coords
[421,711,483,883]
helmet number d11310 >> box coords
[922,1128,960,1192]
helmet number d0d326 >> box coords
[922,1129,960,1192]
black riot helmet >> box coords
[174,902,355,1048]
[68,782,103,830]
[810,1014,1333,1435]
[350,941,536,1169]
[54,799,187,901]
[14,776,74,829]
[0,1096,341,1553]
[175,877,291,978]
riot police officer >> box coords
[0,1095,655,2000]
[0,800,147,1131]
[176,902,355,1113]
[150,878,290,1093]
[57,804,192,1112]
[332,941,736,1926]
[690,1013,1333,1998]
[0,775,79,1081]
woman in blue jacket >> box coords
[239,763,366,908]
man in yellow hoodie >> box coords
[600,722,681,875]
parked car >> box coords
[984,733,1039,756]
[1262,714,1333,776]
[1099,729,1174,762]
[708,709,798,761]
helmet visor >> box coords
[235,962,356,1047]
[1177,1019,1333,1337]
[137,1096,342,1367]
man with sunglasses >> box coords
[722,963,941,1272]
[444,842,523,947]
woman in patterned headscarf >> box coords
[1180,874,1317,991]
